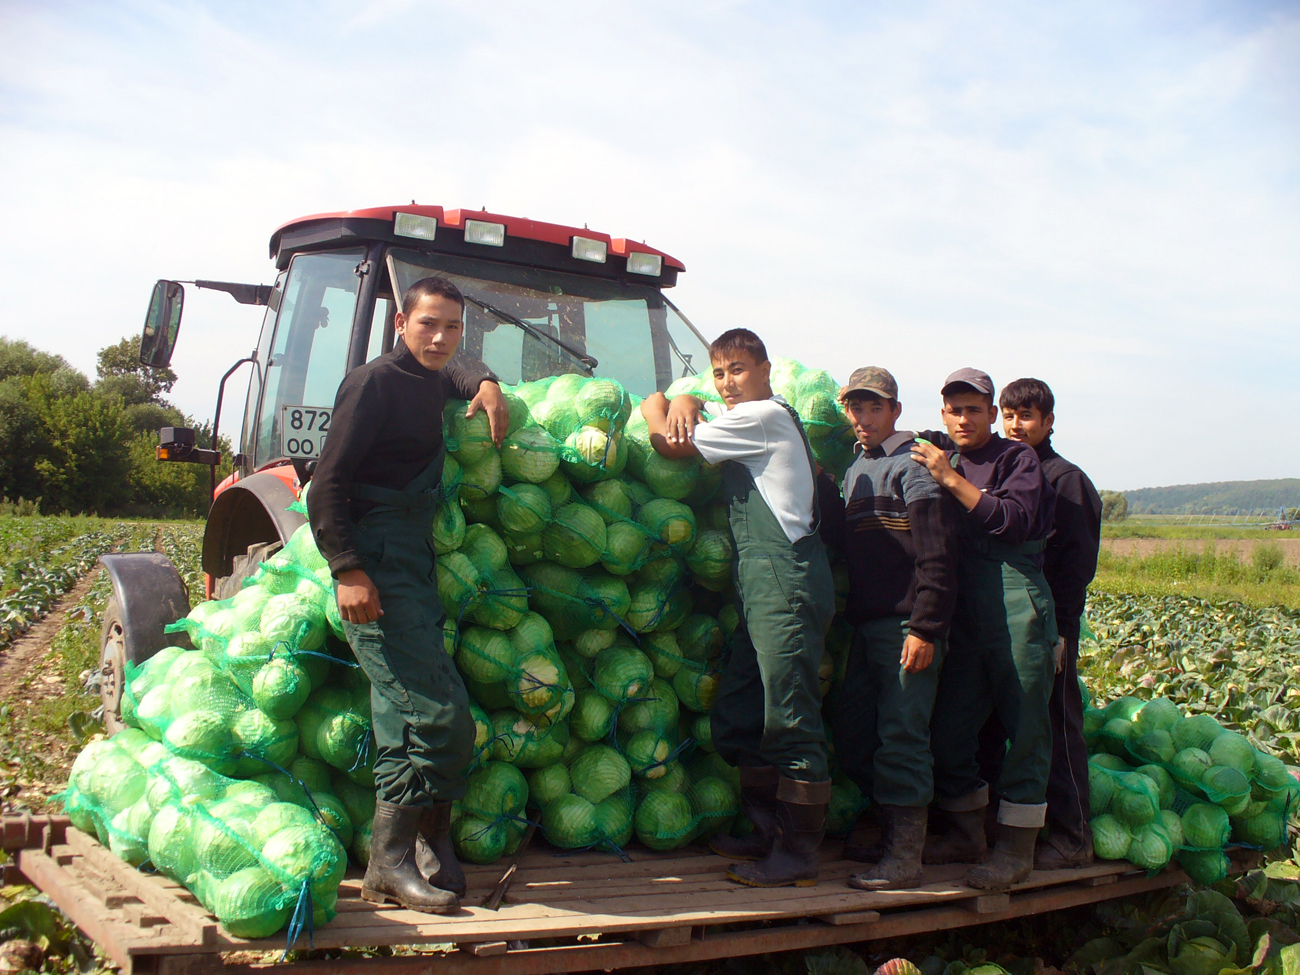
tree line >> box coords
[0,336,230,518]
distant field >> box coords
[1092,538,1300,610]
[1102,522,1286,540]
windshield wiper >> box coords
[464,295,597,373]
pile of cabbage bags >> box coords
[61,359,867,938]
[1084,691,1299,881]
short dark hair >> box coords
[709,328,767,365]
[999,378,1055,416]
[401,276,465,316]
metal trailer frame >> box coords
[4,815,1257,975]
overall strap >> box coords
[774,398,822,534]
[348,450,445,513]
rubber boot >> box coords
[1034,828,1093,871]
[361,800,459,913]
[709,766,779,862]
[848,805,927,891]
[966,823,1038,891]
[842,808,884,864]
[726,778,829,888]
[922,806,988,865]
[416,801,467,898]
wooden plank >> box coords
[15,849,142,974]
[817,910,881,926]
[633,926,692,948]
[967,894,1011,914]
[62,832,219,946]
[209,869,1191,975]
[461,942,510,957]
[1078,874,1117,886]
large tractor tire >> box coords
[213,540,283,600]
[97,554,191,736]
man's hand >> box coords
[1053,637,1066,674]
[640,393,700,460]
[900,633,935,673]
[466,380,510,447]
[911,441,983,511]
[666,394,704,445]
[337,569,383,624]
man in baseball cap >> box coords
[831,367,960,891]
[909,368,1058,892]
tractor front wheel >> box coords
[99,596,129,735]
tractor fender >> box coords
[202,469,306,579]
[98,553,193,664]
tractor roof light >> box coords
[571,236,608,264]
[394,212,438,240]
[464,219,506,246]
[627,251,663,277]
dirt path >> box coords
[0,567,100,702]
[1101,537,1300,566]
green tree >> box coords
[26,374,133,513]
[1100,490,1129,522]
[96,335,177,406]
[0,337,71,381]
[0,377,49,501]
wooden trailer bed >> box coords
[4,815,1246,975]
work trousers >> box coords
[833,616,946,807]
[976,634,1090,843]
[930,555,1056,826]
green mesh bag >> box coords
[497,484,552,535]
[451,761,530,863]
[489,709,571,769]
[518,562,632,639]
[686,530,734,591]
[542,502,607,568]
[636,499,696,551]
[66,745,346,939]
[447,408,496,466]
[431,497,467,554]
[634,789,694,850]
[459,450,503,501]
[500,426,562,484]
[618,678,680,738]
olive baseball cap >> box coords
[941,367,994,397]
[839,366,898,402]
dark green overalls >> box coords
[339,452,476,808]
[929,522,1057,826]
[710,405,836,783]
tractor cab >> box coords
[97,206,709,729]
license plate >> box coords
[281,406,333,459]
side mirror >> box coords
[140,280,185,368]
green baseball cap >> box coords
[839,366,898,402]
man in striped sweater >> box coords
[830,367,960,891]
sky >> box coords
[0,0,1296,491]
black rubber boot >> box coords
[922,806,989,865]
[416,801,467,897]
[709,766,779,862]
[966,823,1038,890]
[848,805,927,891]
[1034,828,1093,871]
[361,800,459,913]
[726,778,829,888]
[842,808,884,864]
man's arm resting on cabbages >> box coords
[641,392,703,459]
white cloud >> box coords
[0,0,1295,489]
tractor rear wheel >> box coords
[99,596,129,735]
[213,540,284,600]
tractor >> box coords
[97,204,709,730]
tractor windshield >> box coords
[387,249,708,398]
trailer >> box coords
[5,814,1254,975]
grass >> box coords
[1102,523,1289,539]
[1091,541,1300,609]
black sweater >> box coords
[1036,437,1102,641]
[828,432,960,641]
[309,341,494,576]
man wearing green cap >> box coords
[832,366,960,891]
[911,368,1057,891]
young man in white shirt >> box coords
[640,328,835,888]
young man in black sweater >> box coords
[976,378,1103,868]
[830,367,960,891]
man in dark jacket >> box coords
[830,367,960,891]
[912,368,1057,891]
[982,377,1103,868]
[309,276,508,913]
